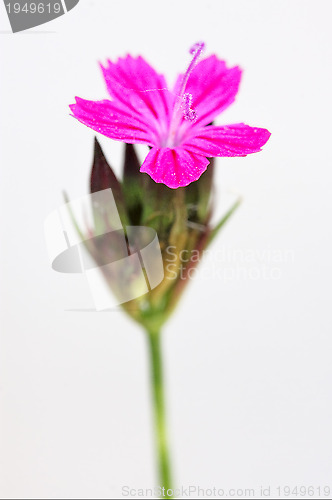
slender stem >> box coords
[147,328,173,498]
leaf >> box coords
[207,196,242,246]
[62,190,85,242]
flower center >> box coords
[166,41,205,147]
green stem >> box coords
[147,328,173,498]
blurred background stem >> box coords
[147,327,173,498]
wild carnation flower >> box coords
[70,42,270,189]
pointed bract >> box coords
[90,138,128,225]
[122,143,144,225]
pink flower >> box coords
[70,42,270,189]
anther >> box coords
[189,41,205,57]
[182,93,197,122]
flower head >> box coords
[70,42,270,189]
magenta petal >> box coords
[140,147,210,189]
[100,55,173,129]
[70,97,157,145]
[174,55,242,128]
[183,124,271,157]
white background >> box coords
[1,1,332,498]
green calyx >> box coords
[67,138,241,331]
